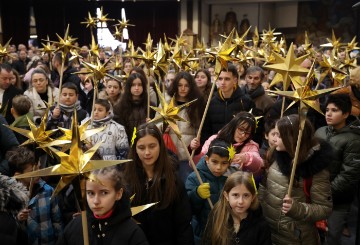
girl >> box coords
[194,69,212,102]
[124,123,194,245]
[98,78,122,108]
[24,68,59,124]
[185,139,231,244]
[165,71,205,181]
[57,166,149,245]
[259,114,333,245]
[202,171,271,245]
[192,111,263,175]
[114,73,154,142]
[88,99,129,160]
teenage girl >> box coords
[202,171,271,245]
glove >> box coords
[197,183,211,199]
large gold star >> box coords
[320,29,345,53]
[346,36,360,52]
[318,52,347,86]
[81,12,97,30]
[0,38,15,62]
[89,34,99,58]
[252,26,259,48]
[76,58,120,83]
[153,41,169,81]
[264,43,309,90]
[15,111,130,197]
[39,36,55,57]
[52,25,78,59]
[148,83,197,138]
[138,33,157,70]
[97,7,114,25]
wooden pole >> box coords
[80,177,89,245]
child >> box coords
[6,146,63,245]
[259,119,277,160]
[185,139,231,244]
[10,95,33,144]
[88,99,129,160]
[57,166,148,245]
[124,123,194,245]
[192,112,263,175]
[202,171,271,245]
[47,82,88,132]
[98,78,122,108]
[259,114,333,245]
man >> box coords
[12,49,30,75]
[243,66,274,116]
[315,93,360,245]
[0,63,23,124]
[201,64,255,144]
[52,51,81,88]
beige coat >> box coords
[259,160,332,245]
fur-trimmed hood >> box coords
[275,140,332,179]
[0,174,29,214]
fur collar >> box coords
[0,174,29,214]
[275,141,331,178]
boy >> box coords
[185,139,232,244]
[47,82,88,132]
[315,93,360,245]
[6,146,63,245]
[10,95,32,144]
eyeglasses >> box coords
[237,127,251,136]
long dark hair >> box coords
[167,71,204,128]
[217,111,256,147]
[124,123,178,209]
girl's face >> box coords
[60,88,78,106]
[106,80,121,99]
[205,153,230,177]
[177,78,190,101]
[265,128,278,148]
[234,122,251,143]
[131,78,143,100]
[224,183,255,220]
[93,104,109,120]
[32,73,48,93]
[274,125,286,151]
[195,71,208,89]
[136,134,160,170]
[124,62,133,74]
[86,174,123,217]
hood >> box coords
[0,174,29,214]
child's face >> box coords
[205,153,230,177]
[234,122,251,143]
[17,163,40,187]
[224,184,255,219]
[136,134,160,169]
[86,174,123,217]
[93,104,109,120]
[131,78,143,100]
[325,103,348,129]
[274,125,286,151]
[106,80,121,99]
[265,128,278,148]
[60,88,78,106]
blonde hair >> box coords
[205,171,259,245]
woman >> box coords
[114,73,154,141]
[194,69,212,102]
[259,115,332,245]
[24,68,59,124]
[165,71,205,181]
[124,123,194,245]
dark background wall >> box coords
[0,0,180,48]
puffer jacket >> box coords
[315,121,360,206]
[24,86,59,124]
[259,142,333,245]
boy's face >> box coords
[93,104,109,120]
[326,103,349,129]
[60,88,78,106]
[16,163,40,187]
[205,153,230,177]
[265,128,278,148]
[217,71,237,96]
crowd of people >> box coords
[0,39,359,245]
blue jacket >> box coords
[185,157,227,240]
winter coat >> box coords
[130,173,194,245]
[0,84,23,124]
[0,115,19,176]
[201,87,255,144]
[0,174,29,245]
[56,197,149,245]
[202,206,271,245]
[89,119,129,160]
[259,142,333,245]
[24,86,59,124]
[185,157,227,241]
[315,122,360,206]
[198,134,263,175]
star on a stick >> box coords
[153,41,169,81]
[51,25,78,59]
[320,29,345,52]
[81,12,98,30]
[0,38,15,62]
[148,83,197,137]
